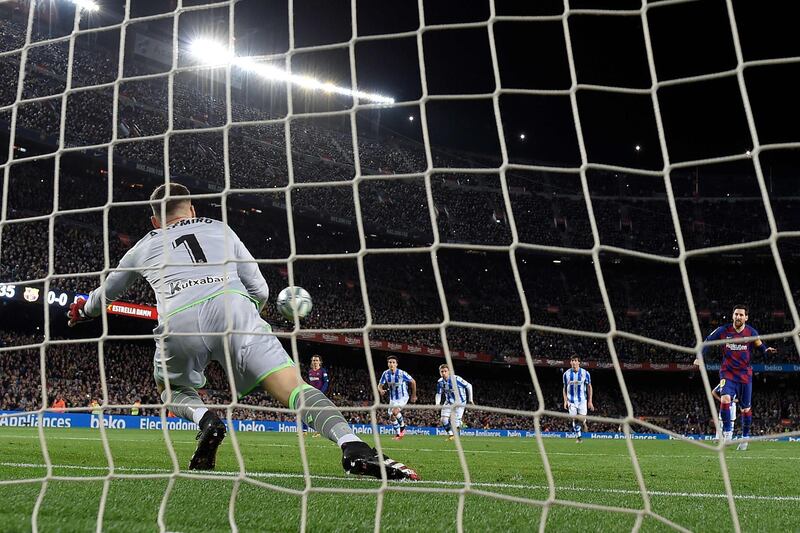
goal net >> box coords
[1,0,799,531]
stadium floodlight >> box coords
[189,39,395,104]
[408,115,415,121]
[635,144,641,151]
[519,133,526,140]
[188,39,233,66]
[71,0,100,12]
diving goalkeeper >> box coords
[68,183,418,480]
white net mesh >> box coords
[2,0,800,531]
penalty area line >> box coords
[0,461,797,502]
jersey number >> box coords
[174,234,207,263]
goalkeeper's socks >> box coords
[741,411,752,438]
[720,402,733,433]
[289,384,363,447]
[336,434,360,447]
[192,407,209,425]
[160,387,207,424]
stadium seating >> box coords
[2,16,799,385]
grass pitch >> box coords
[0,427,798,532]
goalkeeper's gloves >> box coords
[67,298,93,327]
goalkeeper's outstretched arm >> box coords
[74,247,141,323]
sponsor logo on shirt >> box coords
[168,275,230,295]
[725,343,749,351]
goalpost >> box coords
[1,1,799,532]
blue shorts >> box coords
[719,378,752,409]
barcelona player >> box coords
[698,305,776,450]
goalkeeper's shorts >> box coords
[153,292,293,398]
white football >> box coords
[276,286,313,320]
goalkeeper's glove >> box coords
[67,298,93,327]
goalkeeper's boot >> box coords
[189,411,226,470]
[341,441,420,481]
[398,425,406,438]
[736,441,749,451]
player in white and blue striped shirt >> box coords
[712,381,737,440]
[378,356,417,440]
[562,355,594,443]
[435,365,474,440]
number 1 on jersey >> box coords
[174,234,208,263]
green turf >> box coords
[0,427,798,532]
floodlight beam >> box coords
[188,39,394,105]
[72,0,100,12]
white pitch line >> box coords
[2,434,800,460]
[0,461,798,503]
[387,448,800,460]
[539,451,800,461]
[0,434,202,444]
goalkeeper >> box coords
[68,183,418,480]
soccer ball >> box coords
[276,286,313,320]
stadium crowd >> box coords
[2,159,800,364]
[2,16,795,243]
[2,15,800,403]
[2,331,798,436]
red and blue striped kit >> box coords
[703,323,762,384]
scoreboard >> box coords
[0,283,157,320]
[0,283,83,308]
